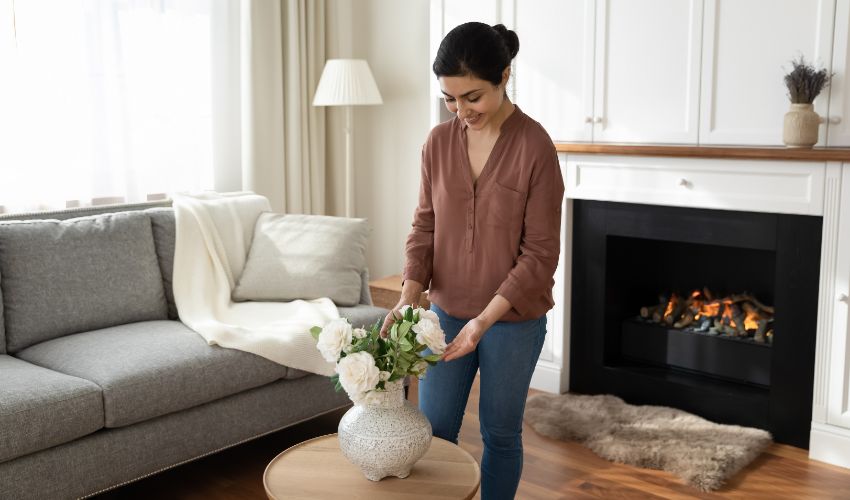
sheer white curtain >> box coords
[0,0,326,215]
[0,0,239,214]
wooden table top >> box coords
[263,433,480,499]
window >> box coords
[0,0,239,214]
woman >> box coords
[382,22,564,500]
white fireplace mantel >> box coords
[531,152,850,470]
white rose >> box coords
[316,318,352,363]
[336,351,380,398]
[379,370,391,382]
[353,327,368,339]
[413,318,447,354]
[399,305,413,318]
[415,308,439,324]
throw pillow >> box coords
[232,213,369,307]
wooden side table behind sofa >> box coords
[369,274,430,310]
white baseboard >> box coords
[530,362,566,394]
[810,423,850,469]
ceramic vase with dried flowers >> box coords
[782,56,832,148]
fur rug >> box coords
[524,393,773,491]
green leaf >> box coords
[310,326,322,341]
[388,372,405,382]
[390,323,399,342]
[404,306,413,322]
[399,336,413,352]
[423,353,442,363]
[398,322,412,339]
[331,374,343,392]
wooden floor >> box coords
[96,376,850,499]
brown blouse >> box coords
[402,105,565,322]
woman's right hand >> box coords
[379,279,425,338]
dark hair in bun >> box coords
[432,22,520,86]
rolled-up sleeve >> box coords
[402,140,435,288]
[496,149,564,316]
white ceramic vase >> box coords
[337,381,432,481]
[782,103,822,148]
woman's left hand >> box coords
[442,317,488,361]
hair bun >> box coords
[492,24,519,60]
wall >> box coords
[326,0,431,282]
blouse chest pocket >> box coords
[483,182,526,228]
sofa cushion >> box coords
[338,304,388,330]
[0,212,169,353]
[0,355,103,463]
[232,213,369,307]
[146,208,178,320]
[15,320,290,428]
[0,274,5,354]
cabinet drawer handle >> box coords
[840,294,849,303]
[827,116,842,125]
[593,116,603,124]
[584,116,593,124]
[679,178,691,188]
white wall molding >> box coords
[811,422,850,469]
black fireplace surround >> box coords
[570,200,822,448]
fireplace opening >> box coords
[570,201,821,448]
[610,237,775,387]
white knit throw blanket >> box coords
[172,192,339,376]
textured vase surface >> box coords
[338,382,432,481]
[782,103,821,148]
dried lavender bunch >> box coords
[784,56,832,104]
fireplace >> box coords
[569,200,822,448]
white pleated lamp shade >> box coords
[313,59,383,106]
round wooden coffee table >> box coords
[263,433,480,499]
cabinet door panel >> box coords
[514,0,594,142]
[442,0,499,33]
[828,164,850,429]
[700,0,835,146]
[593,0,703,144]
[828,0,850,146]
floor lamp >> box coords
[313,59,383,218]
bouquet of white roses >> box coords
[311,305,447,405]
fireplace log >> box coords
[640,304,662,319]
[674,309,696,328]
[651,294,669,323]
[730,293,775,315]
[731,304,747,336]
[754,319,770,343]
[665,296,687,325]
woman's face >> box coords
[439,71,507,131]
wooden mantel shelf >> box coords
[554,143,850,162]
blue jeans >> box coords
[419,303,547,500]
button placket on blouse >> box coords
[466,190,475,252]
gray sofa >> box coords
[0,202,387,499]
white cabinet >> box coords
[810,162,850,469]
[592,0,703,143]
[514,0,594,142]
[435,0,848,147]
[699,0,836,146]
[828,0,850,146]
[513,0,702,144]
[828,163,850,429]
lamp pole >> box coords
[312,59,382,218]
[345,105,354,218]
